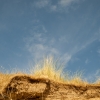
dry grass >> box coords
[30,56,65,83]
[28,57,99,100]
[30,56,88,85]
[0,73,12,92]
[0,56,99,88]
[0,56,100,100]
[94,78,100,85]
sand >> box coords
[0,75,100,100]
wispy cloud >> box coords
[26,41,59,60]
[87,69,100,82]
[24,24,59,61]
[23,7,100,66]
[33,0,50,8]
[61,53,72,64]
[85,59,89,64]
[50,5,57,11]
[24,22,73,65]
[24,25,99,66]
[97,49,100,54]
[32,0,82,12]
[53,0,81,12]
[58,0,79,7]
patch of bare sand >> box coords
[0,75,100,100]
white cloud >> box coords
[34,0,50,8]
[58,0,79,7]
[95,70,100,76]
[26,38,59,61]
[24,24,59,61]
[74,32,99,54]
[25,30,99,67]
[61,53,72,64]
[24,15,100,67]
[31,0,82,12]
[24,23,73,66]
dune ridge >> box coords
[0,74,100,100]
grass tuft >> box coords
[31,56,65,82]
[30,56,88,85]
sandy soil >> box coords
[0,75,100,100]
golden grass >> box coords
[94,78,100,85]
[0,56,100,100]
[0,56,100,86]
[30,56,65,83]
[0,73,12,91]
[30,56,88,85]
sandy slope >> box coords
[0,75,100,100]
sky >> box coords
[0,0,100,82]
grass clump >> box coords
[31,56,65,83]
[69,71,88,85]
[30,56,87,85]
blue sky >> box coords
[0,0,100,82]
